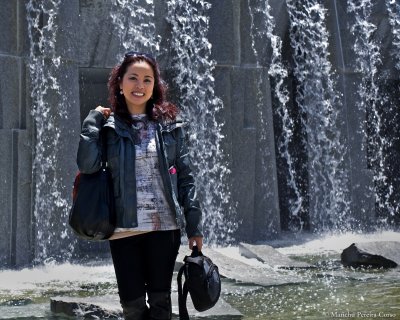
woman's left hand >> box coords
[188,236,203,252]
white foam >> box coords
[276,231,400,255]
[0,262,115,293]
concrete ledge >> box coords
[239,242,312,269]
[50,294,242,319]
[176,247,303,287]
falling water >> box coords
[385,0,400,70]
[26,0,71,262]
[286,0,350,230]
[166,0,236,244]
[248,0,304,231]
[110,0,160,58]
[347,0,398,223]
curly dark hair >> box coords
[108,52,179,124]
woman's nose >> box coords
[136,81,144,89]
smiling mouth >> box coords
[132,92,145,97]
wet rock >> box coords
[238,242,312,269]
[341,242,399,268]
[51,295,122,319]
[50,294,242,319]
[1,298,33,306]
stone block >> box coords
[331,1,397,78]
[52,60,81,183]
[73,239,111,261]
[56,0,80,62]
[341,72,370,163]
[14,129,33,267]
[254,69,280,239]
[213,66,233,169]
[239,242,311,269]
[196,248,302,286]
[208,0,240,65]
[350,168,375,228]
[369,2,397,79]
[78,0,120,67]
[0,1,17,54]
[228,66,280,241]
[330,0,358,72]
[23,63,34,133]
[28,59,81,260]
[230,67,257,240]
[0,56,22,129]
[0,129,13,267]
[50,293,243,319]
[239,1,257,66]
[337,71,375,227]
[154,0,172,68]
[269,0,290,40]
[79,67,110,123]
[17,0,30,56]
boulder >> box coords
[238,242,312,269]
[341,241,399,268]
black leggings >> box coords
[109,230,181,302]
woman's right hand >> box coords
[95,105,112,119]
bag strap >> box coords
[100,128,108,169]
[177,264,190,320]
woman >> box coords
[77,51,203,319]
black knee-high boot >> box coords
[121,296,148,320]
[147,291,172,320]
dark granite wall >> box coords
[1,0,398,267]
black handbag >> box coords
[177,246,221,319]
[68,129,116,241]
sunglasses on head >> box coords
[124,51,156,62]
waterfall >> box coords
[347,0,398,223]
[110,0,160,57]
[286,0,350,230]
[385,0,400,70]
[26,0,70,262]
[248,0,305,231]
[166,0,236,244]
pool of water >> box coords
[1,232,399,319]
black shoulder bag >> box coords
[177,246,221,319]
[68,129,116,241]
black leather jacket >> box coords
[77,110,203,238]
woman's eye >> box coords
[144,79,152,83]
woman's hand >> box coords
[95,105,112,119]
[188,236,203,252]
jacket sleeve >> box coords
[175,126,203,238]
[77,110,104,174]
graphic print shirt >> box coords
[110,114,178,240]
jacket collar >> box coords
[103,113,187,137]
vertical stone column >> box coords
[325,1,376,228]
[209,0,281,241]
[26,0,82,262]
[0,0,33,267]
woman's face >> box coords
[120,60,155,114]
